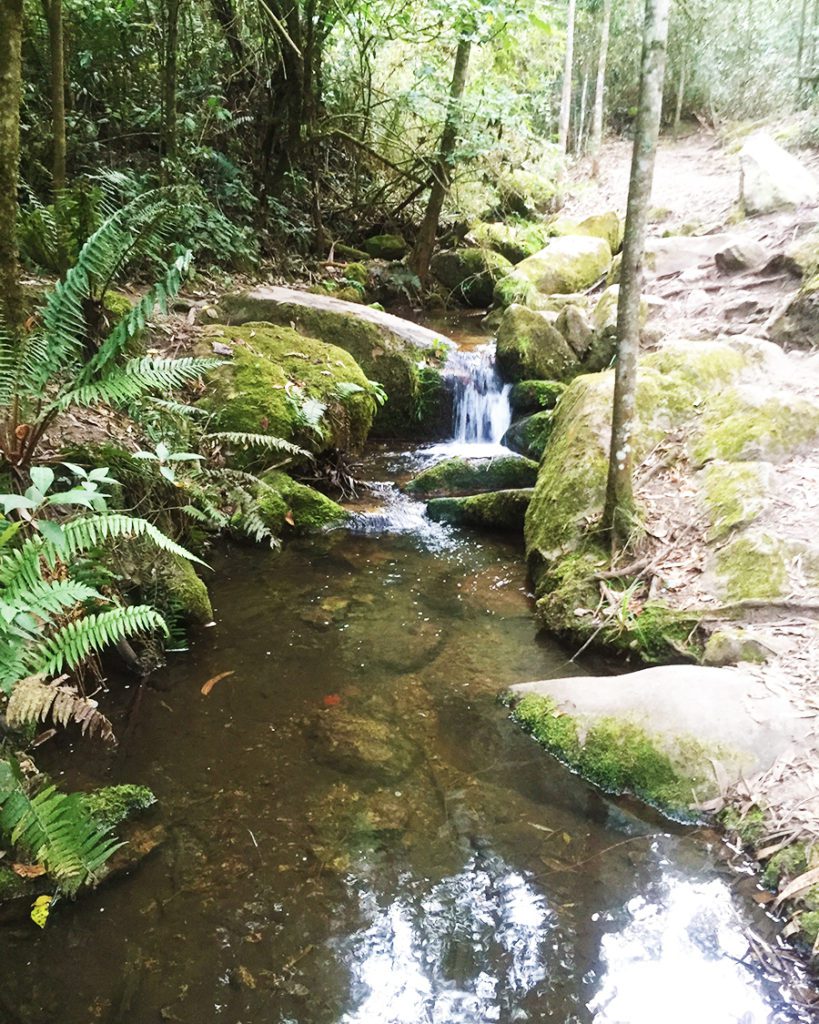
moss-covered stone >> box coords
[496,304,579,381]
[502,411,555,460]
[114,543,213,626]
[81,785,156,831]
[509,380,566,415]
[430,247,513,307]
[768,273,819,350]
[512,694,711,818]
[468,219,552,263]
[715,533,790,601]
[361,234,408,260]
[554,303,594,360]
[551,211,623,253]
[692,386,819,465]
[592,284,648,336]
[426,488,533,532]
[405,455,538,498]
[202,323,376,456]
[257,471,347,533]
[216,300,447,439]
[703,628,769,666]
[496,168,561,217]
[342,262,370,286]
[498,235,612,299]
[701,460,771,539]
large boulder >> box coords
[740,132,819,215]
[496,304,579,381]
[427,489,533,532]
[494,235,612,305]
[255,471,348,534]
[201,323,376,456]
[496,167,561,217]
[501,411,555,460]
[509,380,566,415]
[217,289,452,438]
[361,234,408,259]
[783,227,819,280]
[430,247,513,307]
[404,455,538,498]
[768,277,819,349]
[551,211,623,253]
[467,220,551,263]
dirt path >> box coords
[561,132,819,891]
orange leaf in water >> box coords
[201,671,235,696]
[12,863,46,879]
[323,694,342,707]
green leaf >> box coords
[30,467,55,495]
[36,520,67,551]
[0,495,37,514]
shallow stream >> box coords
[0,336,813,1024]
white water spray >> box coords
[446,344,511,446]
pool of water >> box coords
[0,446,814,1024]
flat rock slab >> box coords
[511,664,812,780]
[218,285,454,352]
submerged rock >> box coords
[740,132,819,215]
[494,235,612,306]
[405,455,538,498]
[496,304,578,381]
[202,323,377,456]
[307,707,419,781]
[427,488,533,532]
[501,412,555,460]
[430,247,514,307]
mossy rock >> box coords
[216,299,447,439]
[700,460,772,540]
[430,247,513,307]
[496,168,561,217]
[307,707,419,781]
[783,230,819,280]
[502,411,555,460]
[361,234,408,260]
[550,211,623,253]
[81,785,156,831]
[201,323,376,456]
[426,488,533,532]
[404,455,538,498]
[768,274,819,350]
[509,380,566,415]
[497,235,612,299]
[592,284,648,336]
[113,542,213,626]
[511,694,713,819]
[692,385,819,465]
[467,220,552,263]
[702,628,769,666]
[715,532,792,601]
[256,471,347,534]
[496,304,579,382]
[554,303,594,359]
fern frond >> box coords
[0,762,121,893]
[9,580,102,627]
[32,605,168,676]
[6,676,115,744]
[207,432,307,457]
[55,356,222,411]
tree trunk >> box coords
[409,37,471,284]
[42,0,66,193]
[603,0,670,545]
[672,59,685,141]
[558,0,576,153]
[162,0,181,163]
[0,0,24,333]
[590,0,612,177]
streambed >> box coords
[0,342,813,1023]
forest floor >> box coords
[563,130,819,867]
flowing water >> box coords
[0,339,814,1024]
[446,344,512,451]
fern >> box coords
[6,676,115,744]
[56,355,221,411]
[32,605,168,676]
[207,432,306,457]
[0,760,121,894]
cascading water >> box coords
[446,343,512,446]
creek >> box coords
[0,328,812,1024]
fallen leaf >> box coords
[284,510,295,526]
[201,671,235,696]
[30,894,52,928]
[323,694,342,707]
[12,863,46,879]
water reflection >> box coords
[590,875,775,1024]
[340,855,552,1024]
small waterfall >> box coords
[446,344,511,446]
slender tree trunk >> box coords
[798,0,809,103]
[162,0,181,162]
[42,0,66,193]
[409,37,471,283]
[0,0,24,333]
[672,59,685,141]
[603,0,670,545]
[577,68,588,154]
[590,0,612,177]
[558,0,576,153]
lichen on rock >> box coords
[509,379,566,415]
[494,234,612,303]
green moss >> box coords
[492,272,541,309]
[469,220,552,263]
[430,247,513,307]
[509,380,566,414]
[763,844,808,888]
[507,235,612,297]
[103,290,134,321]
[702,461,769,539]
[161,554,213,624]
[800,909,819,945]
[405,455,538,498]
[0,866,31,903]
[496,304,578,381]
[202,322,376,456]
[512,695,709,818]
[716,534,789,601]
[112,543,213,626]
[257,471,347,534]
[497,168,561,217]
[720,805,767,848]
[426,488,533,532]
[692,387,819,465]
[362,234,408,259]
[502,411,555,460]
[81,785,156,831]
[343,262,369,285]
